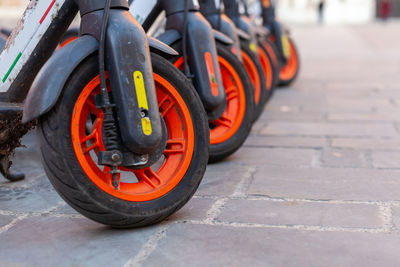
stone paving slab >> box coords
[0,216,157,267]
[196,163,253,196]
[371,151,400,169]
[320,149,368,168]
[331,137,400,150]
[141,224,400,267]
[0,214,15,228]
[218,199,383,228]
[244,135,327,149]
[261,122,398,137]
[248,166,400,201]
[227,147,317,167]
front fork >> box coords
[203,13,243,62]
[166,11,227,118]
[198,0,242,61]
[161,0,226,119]
[77,0,163,157]
[223,0,259,57]
[260,1,288,63]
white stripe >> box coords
[0,0,67,93]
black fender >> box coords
[148,36,179,56]
[254,25,270,37]
[22,35,98,124]
[157,29,181,46]
[213,30,233,45]
[157,29,233,50]
[22,34,178,124]
[237,28,250,41]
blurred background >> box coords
[1,0,400,25]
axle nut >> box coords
[111,153,120,162]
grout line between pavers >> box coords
[204,197,229,224]
[124,223,169,267]
[0,214,28,235]
[379,203,394,232]
[182,219,395,234]
[0,201,84,220]
[203,166,257,224]
[311,149,322,168]
[194,194,400,207]
[231,167,256,198]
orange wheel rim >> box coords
[71,73,195,202]
[241,50,261,105]
[279,40,298,81]
[174,56,246,145]
[59,36,78,48]
[258,47,273,91]
[262,41,278,67]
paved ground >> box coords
[2,22,400,266]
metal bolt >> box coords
[111,153,120,162]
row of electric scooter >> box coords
[0,0,299,228]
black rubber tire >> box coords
[209,43,255,163]
[278,38,300,87]
[37,53,209,228]
[240,41,268,122]
[258,39,279,98]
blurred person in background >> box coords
[318,0,325,24]
[379,0,392,21]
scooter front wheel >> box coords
[240,41,268,121]
[38,53,209,228]
[174,43,254,162]
[257,40,279,99]
[279,38,300,86]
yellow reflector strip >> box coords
[249,42,257,53]
[133,71,152,135]
[282,35,291,59]
[141,117,152,136]
[133,71,149,110]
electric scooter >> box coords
[0,0,209,228]
[198,0,276,122]
[223,0,280,111]
[130,0,256,162]
[251,0,300,86]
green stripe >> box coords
[2,52,22,83]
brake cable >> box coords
[217,0,222,31]
[99,0,122,190]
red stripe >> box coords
[40,0,56,24]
